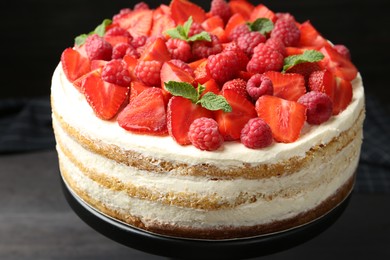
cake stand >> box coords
[61,176,351,260]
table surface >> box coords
[1,149,389,260]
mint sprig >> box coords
[74,19,112,47]
[164,81,232,112]
[165,17,211,42]
[247,18,274,35]
[282,50,325,72]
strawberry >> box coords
[215,89,257,141]
[139,37,171,62]
[150,13,176,36]
[113,9,153,37]
[167,96,213,145]
[169,0,207,25]
[228,0,254,20]
[224,13,246,40]
[201,79,220,96]
[249,4,277,23]
[332,77,352,115]
[286,62,322,83]
[308,69,335,100]
[61,48,91,83]
[263,71,306,101]
[129,81,150,103]
[193,59,211,84]
[118,87,168,135]
[298,21,331,49]
[319,45,358,81]
[202,16,224,33]
[160,61,196,91]
[256,95,306,143]
[82,70,129,120]
[123,54,138,81]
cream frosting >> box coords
[51,64,365,167]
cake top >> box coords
[60,0,358,151]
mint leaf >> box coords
[283,50,325,72]
[248,18,274,35]
[197,92,232,112]
[188,31,211,42]
[164,81,198,103]
[165,28,187,41]
[74,19,112,46]
[75,34,88,47]
[182,16,193,38]
[164,16,210,42]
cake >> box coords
[51,0,365,240]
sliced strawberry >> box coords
[298,21,331,49]
[308,69,335,100]
[224,13,246,39]
[167,96,213,145]
[319,45,358,81]
[61,48,90,83]
[215,89,257,141]
[118,87,167,135]
[90,60,108,71]
[72,69,98,93]
[285,47,306,56]
[122,54,138,81]
[256,95,306,143]
[113,9,153,37]
[139,37,171,62]
[286,62,322,83]
[202,16,224,33]
[201,79,220,96]
[150,13,176,37]
[193,59,211,84]
[209,26,228,43]
[228,0,254,20]
[263,71,306,101]
[169,0,207,25]
[332,77,352,115]
[188,58,207,70]
[129,81,151,103]
[249,4,277,23]
[103,35,131,47]
[82,71,129,120]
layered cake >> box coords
[52,0,365,239]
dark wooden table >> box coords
[1,149,389,259]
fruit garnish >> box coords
[282,50,324,72]
[188,117,224,151]
[117,87,168,135]
[297,91,333,125]
[228,0,254,20]
[210,0,231,24]
[270,16,300,47]
[247,43,284,74]
[308,69,335,100]
[101,59,131,87]
[165,16,211,43]
[61,48,91,83]
[75,19,112,47]
[263,71,306,101]
[169,0,207,25]
[298,21,331,49]
[221,78,249,100]
[249,4,277,23]
[246,73,273,101]
[85,34,113,61]
[256,95,306,143]
[247,18,274,36]
[113,9,153,37]
[332,77,352,115]
[240,118,273,149]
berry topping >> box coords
[265,38,286,57]
[112,43,132,59]
[221,78,249,99]
[61,48,91,83]
[188,117,224,151]
[101,59,131,87]
[192,34,222,59]
[237,31,266,57]
[169,0,207,25]
[298,91,333,125]
[247,43,284,74]
[85,34,113,61]
[308,69,335,100]
[333,44,352,61]
[210,0,231,24]
[228,23,250,41]
[166,38,192,62]
[134,60,163,86]
[240,118,273,149]
[169,59,195,77]
[270,17,300,47]
[246,74,273,101]
[319,45,357,81]
[263,71,306,101]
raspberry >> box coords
[222,78,249,99]
[210,0,231,24]
[188,117,224,151]
[189,22,203,37]
[105,27,133,40]
[223,42,249,69]
[275,12,296,22]
[134,60,162,86]
[101,59,131,87]
[247,43,284,74]
[237,31,266,57]
[112,43,131,59]
[207,50,247,84]
[134,1,149,10]
[228,24,250,41]
[270,18,300,47]
[85,34,113,61]
[297,91,333,125]
[192,34,222,59]
[240,118,273,149]
[333,44,351,60]
[166,38,192,62]
[265,37,286,57]
[170,59,195,77]
[125,44,140,59]
[246,74,273,101]
[132,35,147,48]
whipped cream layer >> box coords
[51,64,365,167]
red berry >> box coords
[246,74,273,101]
[228,24,250,41]
[105,27,133,39]
[297,91,333,125]
[125,44,140,59]
[265,37,286,56]
[166,38,192,62]
[207,49,247,84]
[308,69,335,100]
[112,42,131,59]
[210,0,231,24]
[188,22,204,37]
[134,1,149,10]
[132,35,147,48]
[169,59,195,77]
[240,118,273,149]
[85,34,113,61]
[270,18,300,47]
[221,78,249,99]
[247,43,284,74]
[134,60,162,86]
[101,59,131,87]
[333,44,351,61]
[188,117,224,151]
[192,34,222,59]
[237,31,266,57]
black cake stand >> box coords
[61,176,351,260]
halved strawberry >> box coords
[103,35,131,47]
[122,54,138,81]
[224,13,246,40]
[72,69,99,93]
[160,61,196,89]
[202,16,224,33]
[201,79,220,96]
[193,59,211,84]
[308,69,335,100]
[82,70,129,120]
[215,89,257,141]
[61,48,91,83]
[286,62,322,83]
[298,21,331,49]
[113,9,153,37]
[332,77,352,115]
[129,81,151,103]
[150,13,176,36]
[167,96,213,145]
[319,45,358,81]
[256,95,306,143]
[117,87,168,135]
[263,71,306,101]
[139,37,171,62]
[228,0,254,20]
[90,60,108,71]
[169,0,207,25]
[188,58,207,70]
[249,4,277,23]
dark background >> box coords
[1,0,389,103]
